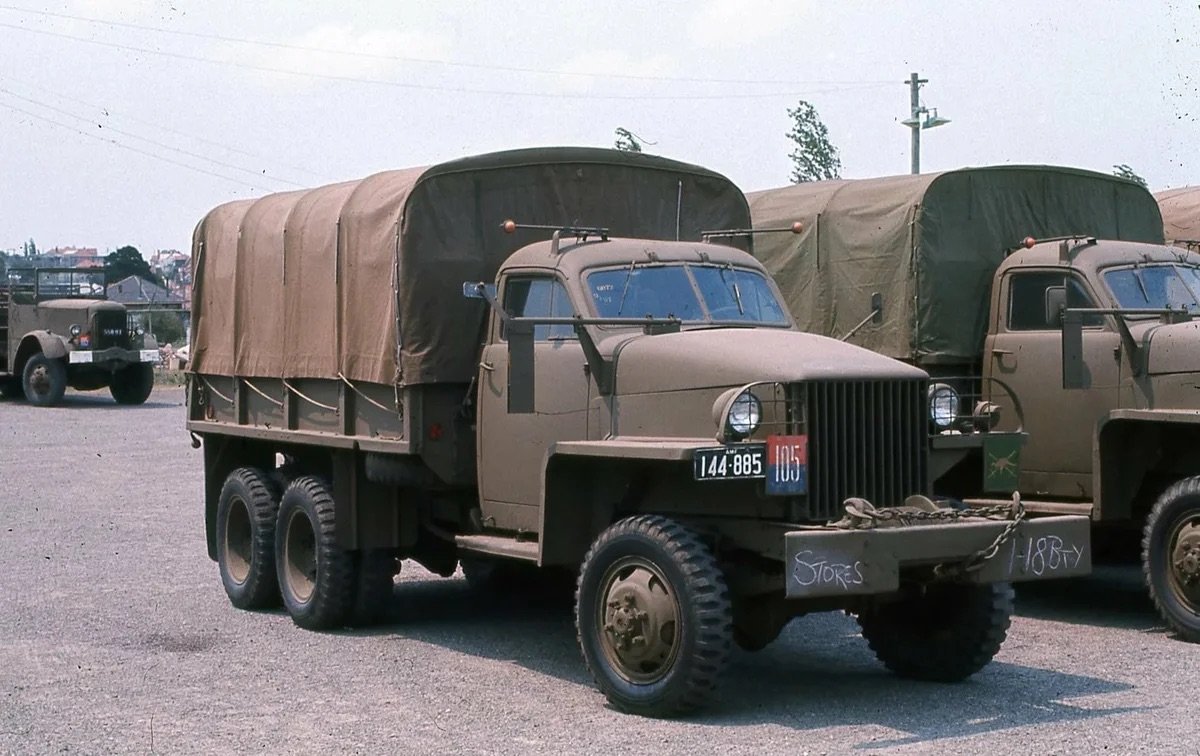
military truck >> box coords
[749,165,1200,642]
[0,267,158,405]
[1156,186,1200,247]
[188,148,1089,716]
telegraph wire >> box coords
[0,86,308,189]
[0,21,892,101]
[0,4,896,88]
[0,98,277,192]
[0,74,331,183]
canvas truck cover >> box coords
[1156,186,1200,245]
[747,166,1164,365]
[191,147,750,386]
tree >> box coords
[1112,164,1147,187]
[105,245,162,286]
[22,238,37,257]
[786,101,842,183]
[614,127,644,153]
[146,310,185,345]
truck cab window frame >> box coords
[500,275,577,342]
[1006,271,1103,331]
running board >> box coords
[455,534,540,562]
[964,498,1094,517]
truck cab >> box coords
[0,267,158,405]
[983,236,1200,639]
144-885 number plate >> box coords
[693,435,808,496]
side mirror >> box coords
[1044,285,1066,328]
[462,282,497,300]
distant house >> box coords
[106,275,183,308]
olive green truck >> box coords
[750,165,1200,642]
[0,267,157,405]
[188,148,1089,716]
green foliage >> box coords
[1112,164,1147,187]
[105,245,163,286]
[146,310,185,346]
[786,101,842,183]
[614,127,644,153]
[22,238,37,257]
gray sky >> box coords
[1,0,1196,256]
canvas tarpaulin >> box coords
[748,166,1164,365]
[1156,186,1200,244]
[191,147,749,385]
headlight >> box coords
[135,326,145,336]
[69,324,82,337]
[928,383,960,430]
[727,391,762,439]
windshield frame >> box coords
[582,261,793,330]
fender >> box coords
[1096,409,1200,521]
[15,331,70,371]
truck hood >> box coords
[607,327,927,395]
[1143,320,1200,376]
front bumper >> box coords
[68,348,158,365]
[784,514,1091,598]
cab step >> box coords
[455,534,540,562]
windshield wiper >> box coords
[720,264,745,316]
[1133,268,1150,305]
[616,261,636,316]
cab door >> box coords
[476,275,590,532]
[984,270,1119,497]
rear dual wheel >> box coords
[216,467,281,609]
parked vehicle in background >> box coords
[1155,186,1200,247]
[186,148,1089,716]
[750,165,1200,642]
[0,267,158,405]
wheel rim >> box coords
[596,556,680,685]
[1168,515,1200,611]
[222,495,253,585]
[28,365,51,396]
[283,509,318,604]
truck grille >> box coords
[92,310,130,350]
[805,379,928,521]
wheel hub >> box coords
[599,560,679,684]
[1171,524,1200,588]
[29,366,50,394]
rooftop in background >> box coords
[106,274,185,307]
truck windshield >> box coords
[586,264,788,324]
[1103,265,1200,311]
[4,268,107,302]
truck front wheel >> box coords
[110,363,154,405]
[856,582,1013,682]
[275,476,355,630]
[1143,477,1200,642]
[575,515,732,717]
[216,467,281,609]
[22,353,67,406]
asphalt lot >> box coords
[1,386,1196,755]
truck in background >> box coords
[1156,186,1200,247]
[0,267,157,405]
[749,165,1200,641]
[187,148,1089,716]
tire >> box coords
[275,476,355,630]
[109,363,154,405]
[857,582,1014,682]
[216,467,281,610]
[1142,477,1200,642]
[575,515,732,717]
[352,549,398,626]
[22,353,67,406]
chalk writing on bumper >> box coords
[783,515,1091,599]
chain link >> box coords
[834,493,1027,579]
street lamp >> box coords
[902,72,950,174]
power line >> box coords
[0,4,895,89]
[0,74,331,182]
[0,21,892,101]
[0,86,307,188]
[0,98,273,191]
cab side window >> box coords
[1007,272,1100,330]
[503,277,577,341]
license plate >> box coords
[693,445,765,481]
[766,434,808,495]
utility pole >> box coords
[901,72,950,175]
[907,72,926,175]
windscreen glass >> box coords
[587,263,788,324]
[1103,265,1200,310]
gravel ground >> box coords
[1,387,1195,755]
